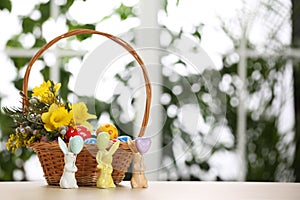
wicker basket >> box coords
[23,29,152,186]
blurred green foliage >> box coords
[0,0,137,181]
[0,0,297,182]
[0,0,11,12]
[159,0,296,182]
[115,4,135,20]
[292,0,300,181]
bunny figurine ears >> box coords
[58,136,84,155]
[58,136,84,189]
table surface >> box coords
[0,181,300,200]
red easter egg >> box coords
[65,127,79,142]
[76,125,92,140]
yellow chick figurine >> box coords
[96,123,118,140]
[96,132,120,188]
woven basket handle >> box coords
[22,29,152,138]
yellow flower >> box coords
[6,133,23,153]
[32,81,61,104]
[6,134,15,151]
[71,102,96,131]
[53,82,61,95]
[26,136,36,145]
[42,104,72,131]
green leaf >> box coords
[163,0,168,13]
[40,66,50,80]
[39,2,50,23]
[22,17,36,33]
[100,14,112,22]
[6,38,22,48]
[0,0,12,12]
[10,57,30,70]
[192,30,201,41]
[115,3,135,20]
[199,162,210,171]
[60,0,74,14]
[0,109,14,136]
[34,37,46,48]
[13,78,24,90]
[68,23,95,41]
[59,67,72,101]
[125,61,135,69]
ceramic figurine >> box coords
[130,137,152,189]
[58,136,84,189]
[135,137,152,154]
[130,152,148,188]
[96,132,120,189]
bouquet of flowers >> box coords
[4,80,96,152]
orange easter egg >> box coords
[96,123,118,139]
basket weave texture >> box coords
[29,142,134,186]
[23,29,152,186]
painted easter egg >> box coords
[96,123,118,140]
[117,135,131,142]
[65,127,79,142]
[84,138,97,144]
[76,125,92,140]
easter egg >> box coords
[96,123,118,140]
[117,135,131,142]
[69,136,84,154]
[65,127,79,142]
[84,138,97,144]
[76,125,92,140]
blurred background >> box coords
[0,0,299,182]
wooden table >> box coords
[0,181,299,200]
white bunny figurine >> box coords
[60,152,78,189]
[58,137,83,189]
